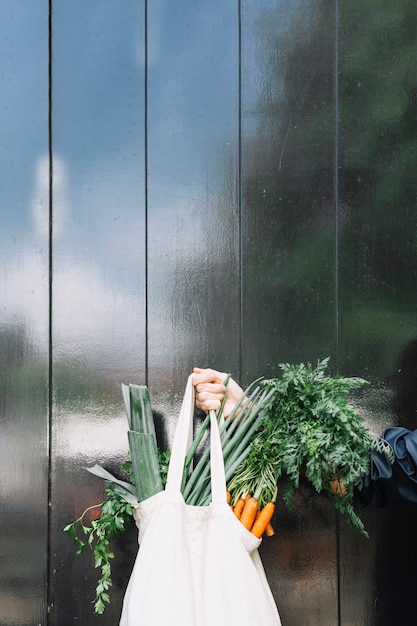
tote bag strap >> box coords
[166,373,195,493]
[209,408,228,503]
[166,373,227,503]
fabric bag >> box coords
[120,373,281,626]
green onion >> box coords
[183,385,274,505]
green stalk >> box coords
[220,388,262,446]
[86,464,138,504]
[222,389,274,464]
[181,375,231,484]
[128,431,163,501]
[184,388,273,506]
[181,386,260,503]
[181,412,210,492]
[182,444,212,503]
[122,383,163,502]
[194,408,267,506]
[126,385,156,437]
[219,388,272,463]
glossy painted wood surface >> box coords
[0,1,416,625]
[240,2,339,623]
[338,1,417,624]
[50,2,146,623]
[0,3,49,625]
[146,0,240,443]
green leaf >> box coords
[228,358,379,536]
[128,431,163,501]
[62,476,134,614]
[86,464,138,500]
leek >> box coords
[122,384,163,501]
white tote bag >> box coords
[120,374,281,626]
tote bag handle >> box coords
[165,373,227,504]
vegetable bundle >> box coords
[227,358,394,537]
[63,358,393,613]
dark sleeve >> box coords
[359,427,417,507]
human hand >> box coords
[192,367,244,418]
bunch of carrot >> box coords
[227,492,275,538]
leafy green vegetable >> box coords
[62,448,171,615]
[85,463,138,504]
[157,448,171,486]
[227,440,278,508]
[228,357,393,536]
[122,384,163,501]
[63,380,170,615]
[62,483,133,614]
[182,381,274,506]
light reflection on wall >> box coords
[57,412,129,462]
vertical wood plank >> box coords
[338,1,417,624]
[241,1,339,623]
[0,3,49,624]
[50,2,146,623]
[146,0,240,440]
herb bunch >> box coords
[62,481,133,614]
[62,451,170,614]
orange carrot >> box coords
[251,502,275,538]
[233,498,245,519]
[239,497,259,530]
[226,491,231,505]
[252,509,275,537]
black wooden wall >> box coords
[1,1,416,624]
